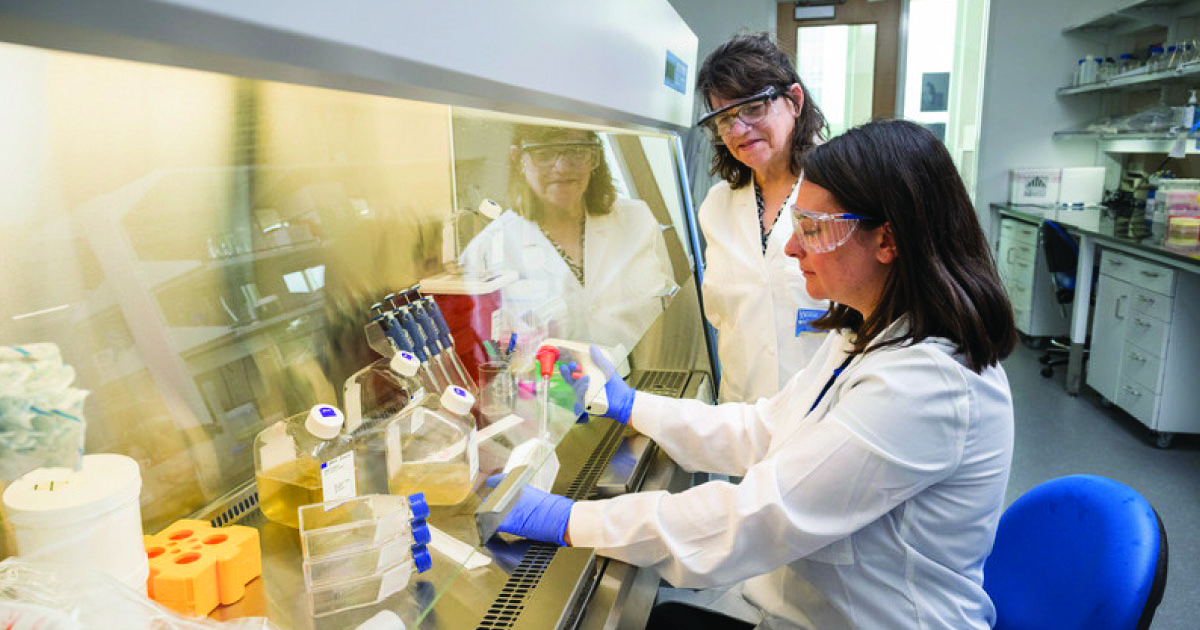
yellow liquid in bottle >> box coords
[256,458,323,528]
[389,461,471,505]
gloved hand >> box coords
[558,345,635,424]
[485,474,574,546]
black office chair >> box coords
[1038,220,1082,378]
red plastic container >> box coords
[420,271,515,385]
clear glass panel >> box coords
[797,24,878,138]
[0,36,703,628]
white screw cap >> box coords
[389,351,421,377]
[305,405,344,439]
[440,386,475,416]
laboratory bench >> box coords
[183,370,710,630]
[990,204,1200,446]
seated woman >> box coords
[489,119,1019,630]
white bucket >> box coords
[2,453,148,592]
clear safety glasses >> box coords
[696,86,781,143]
[520,142,602,170]
[791,207,876,253]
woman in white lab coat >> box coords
[460,125,677,353]
[490,120,1019,630]
[694,32,830,402]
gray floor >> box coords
[1003,342,1199,630]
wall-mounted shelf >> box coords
[1057,62,1200,95]
[1053,130,1199,154]
[1063,0,1200,37]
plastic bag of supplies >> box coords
[0,558,281,630]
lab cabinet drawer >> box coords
[1122,342,1165,394]
[1131,288,1172,323]
[1012,306,1032,333]
[1100,252,1176,296]
[1006,281,1033,311]
[1000,220,1038,246]
[1002,241,1037,266]
[1117,379,1160,430]
[1125,313,1170,358]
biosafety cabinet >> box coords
[0,2,713,628]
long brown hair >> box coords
[805,119,1016,372]
[696,32,827,189]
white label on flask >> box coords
[320,451,357,511]
[377,563,413,600]
[385,422,404,478]
[467,429,479,482]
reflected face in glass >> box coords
[708,85,801,174]
[518,131,599,212]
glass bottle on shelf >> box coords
[1148,45,1165,73]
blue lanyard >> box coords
[809,355,854,414]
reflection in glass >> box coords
[452,121,679,359]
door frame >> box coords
[777,0,903,119]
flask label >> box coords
[320,451,357,511]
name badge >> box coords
[795,308,827,336]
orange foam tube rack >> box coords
[144,519,262,616]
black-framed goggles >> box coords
[696,86,781,143]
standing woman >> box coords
[695,32,830,403]
[489,120,1019,630]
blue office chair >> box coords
[983,475,1168,630]
[1038,220,1082,378]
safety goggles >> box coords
[696,86,781,143]
[791,207,877,253]
[519,142,602,169]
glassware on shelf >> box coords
[1147,45,1165,73]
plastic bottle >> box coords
[1073,59,1087,86]
[386,386,478,505]
[255,405,356,528]
[1185,90,1198,132]
[344,352,427,495]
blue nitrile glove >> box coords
[558,344,635,424]
[485,474,574,546]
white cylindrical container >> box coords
[2,453,147,592]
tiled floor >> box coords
[1003,342,1199,629]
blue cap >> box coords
[411,520,431,546]
[412,545,433,573]
[408,493,430,521]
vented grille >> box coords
[477,543,559,629]
[476,421,624,629]
[632,369,690,398]
[186,482,259,527]
[563,421,626,500]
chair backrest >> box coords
[1040,220,1079,305]
[983,474,1168,630]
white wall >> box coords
[975,0,1103,221]
[666,0,777,209]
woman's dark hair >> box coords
[804,119,1016,372]
[696,31,827,188]
[508,125,616,217]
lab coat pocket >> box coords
[805,536,855,565]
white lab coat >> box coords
[570,321,1014,630]
[698,180,828,403]
[460,199,676,352]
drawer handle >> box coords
[1140,270,1162,278]
[1138,295,1155,305]
[1134,318,1151,328]
[1124,386,1143,398]
[1127,352,1146,362]
[1109,259,1125,266]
